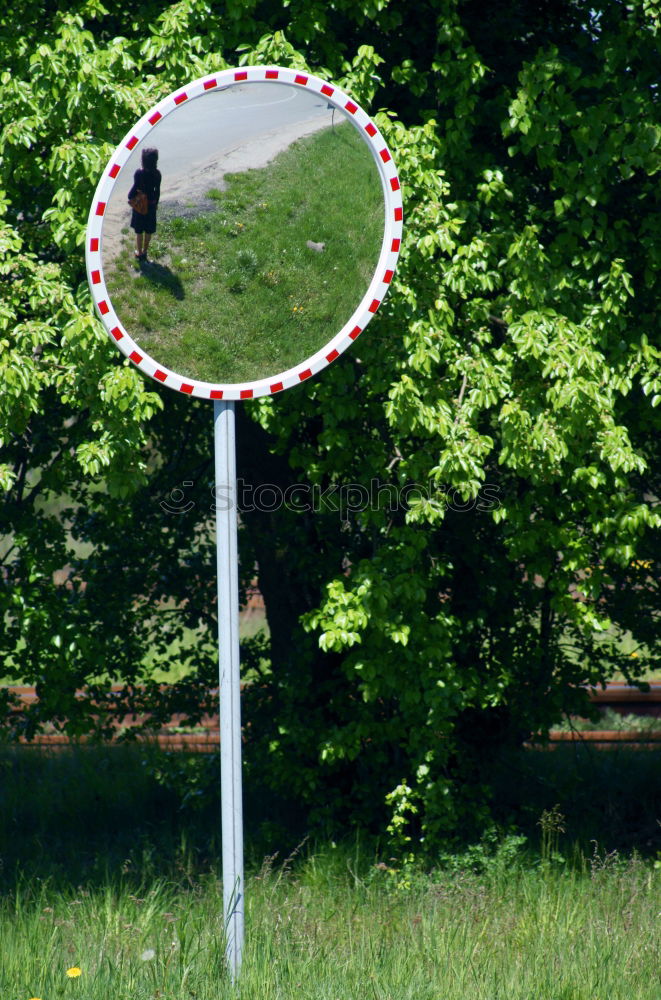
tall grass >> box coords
[2,744,661,997]
[2,843,660,999]
[104,121,384,384]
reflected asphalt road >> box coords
[130,83,332,178]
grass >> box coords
[2,744,661,996]
[2,839,661,999]
[104,122,384,384]
[555,707,661,733]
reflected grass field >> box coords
[104,122,384,384]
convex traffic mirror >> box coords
[86,67,402,398]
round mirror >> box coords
[86,67,402,399]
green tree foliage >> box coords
[1,0,659,847]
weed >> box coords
[538,804,566,867]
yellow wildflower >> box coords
[66,966,82,978]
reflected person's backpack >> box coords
[129,190,149,215]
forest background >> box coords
[0,0,659,853]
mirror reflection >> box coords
[101,83,385,385]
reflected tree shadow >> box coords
[140,260,185,300]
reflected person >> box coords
[128,147,161,262]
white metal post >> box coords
[214,399,244,982]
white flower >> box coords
[141,948,156,961]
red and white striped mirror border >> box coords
[85,65,403,400]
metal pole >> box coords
[214,399,244,983]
